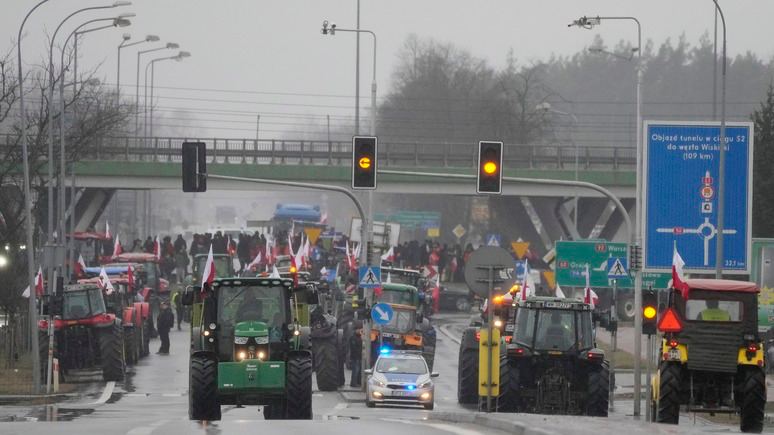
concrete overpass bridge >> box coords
[3,136,637,250]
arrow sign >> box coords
[371,303,394,325]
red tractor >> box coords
[38,283,126,382]
[105,253,170,336]
[79,270,152,364]
[68,231,113,266]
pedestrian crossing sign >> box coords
[358,266,381,288]
[607,257,629,279]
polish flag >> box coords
[200,244,216,290]
[293,244,304,272]
[227,235,237,257]
[583,264,599,309]
[105,221,111,239]
[319,212,328,224]
[346,242,356,271]
[555,284,566,299]
[247,252,262,271]
[265,236,274,265]
[153,235,161,260]
[303,235,311,260]
[672,246,689,298]
[288,233,296,258]
[22,267,45,298]
[269,265,281,278]
[112,235,123,259]
[380,246,395,263]
[520,259,530,301]
[74,254,87,277]
[99,267,115,294]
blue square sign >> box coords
[643,121,753,274]
[358,265,381,288]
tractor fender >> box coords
[296,326,312,351]
[460,327,480,351]
[139,302,150,320]
[191,350,218,362]
[289,349,313,360]
[122,307,135,327]
[140,287,151,302]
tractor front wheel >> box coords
[189,356,221,421]
[313,337,339,392]
[457,329,479,405]
[100,323,125,382]
[285,354,313,419]
[585,361,610,417]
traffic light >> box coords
[477,141,503,194]
[352,136,377,189]
[642,289,658,335]
[182,141,207,192]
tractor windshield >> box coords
[378,288,417,306]
[514,308,591,352]
[218,285,286,327]
[686,298,742,322]
[379,309,415,334]
[63,289,106,320]
[196,256,233,278]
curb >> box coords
[428,411,561,435]
[439,323,462,345]
[338,390,366,403]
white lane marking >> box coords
[321,402,349,420]
[439,324,462,345]
[126,419,169,435]
[95,381,116,405]
[161,393,183,397]
[384,418,487,435]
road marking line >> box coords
[161,393,183,397]
[126,419,169,435]
[439,324,462,345]
[383,418,486,435]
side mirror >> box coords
[181,286,197,306]
[430,372,439,378]
[364,369,373,375]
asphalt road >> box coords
[0,313,767,434]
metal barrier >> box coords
[1,135,636,170]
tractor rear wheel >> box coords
[656,362,681,425]
[457,329,479,404]
[100,323,125,381]
[313,336,339,392]
[189,355,221,421]
[586,361,610,417]
[739,368,765,433]
[263,400,286,420]
[495,351,514,412]
[285,354,313,419]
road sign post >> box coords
[643,121,753,274]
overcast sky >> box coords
[4,0,774,139]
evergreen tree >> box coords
[751,83,774,237]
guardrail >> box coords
[1,136,636,170]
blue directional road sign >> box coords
[371,303,394,325]
[607,257,629,279]
[358,265,381,288]
[643,121,753,274]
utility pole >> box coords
[256,114,260,141]
[355,0,360,136]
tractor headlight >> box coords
[293,329,300,336]
[257,351,266,360]
[237,351,247,361]
[209,323,217,330]
[234,336,249,345]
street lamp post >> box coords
[18,0,55,395]
[536,102,580,237]
[321,19,377,387]
[117,34,159,100]
[148,51,190,139]
[144,52,190,145]
[569,14,644,418]
[135,43,179,137]
[711,1,727,279]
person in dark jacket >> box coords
[156,301,175,354]
[349,329,362,387]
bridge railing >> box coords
[1,135,636,170]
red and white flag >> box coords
[555,284,566,299]
[201,244,216,289]
[583,264,599,309]
[23,267,45,298]
[265,236,275,265]
[74,254,87,277]
[288,233,296,258]
[319,212,328,224]
[247,252,262,271]
[520,259,530,301]
[380,246,395,263]
[269,264,281,278]
[153,235,161,260]
[105,221,111,239]
[112,235,123,258]
[99,267,115,294]
[672,245,689,298]
[346,242,356,271]
[227,235,237,257]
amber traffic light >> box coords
[642,289,658,335]
[352,136,377,189]
[477,141,503,194]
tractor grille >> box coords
[681,324,742,373]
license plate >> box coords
[668,348,680,360]
[505,324,514,332]
[392,390,409,397]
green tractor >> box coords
[183,277,314,421]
